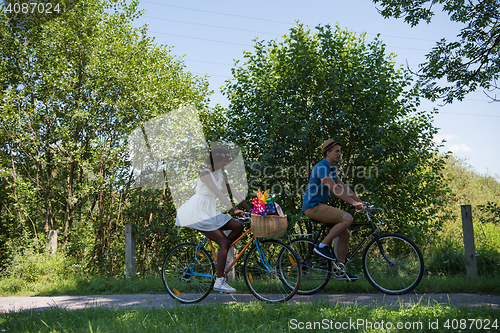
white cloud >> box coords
[449,144,472,152]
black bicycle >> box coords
[284,202,424,295]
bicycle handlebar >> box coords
[230,211,252,222]
[352,202,377,213]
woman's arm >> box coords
[200,171,237,211]
[223,177,252,211]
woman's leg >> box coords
[200,219,243,278]
[220,218,244,244]
[200,229,232,278]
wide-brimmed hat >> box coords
[322,139,341,154]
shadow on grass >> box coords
[1,273,499,297]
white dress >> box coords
[175,169,232,231]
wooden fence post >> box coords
[125,224,136,278]
[461,205,478,278]
[47,230,57,254]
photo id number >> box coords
[4,2,62,14]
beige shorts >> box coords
[304,203,347,226]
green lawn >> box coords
[1,300,498,333]
[1,273,499,297]
[1,273,499,332]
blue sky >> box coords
[131,0,499,178]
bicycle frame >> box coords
[288,205,389,267]
[345,208,384,264]
[183,223,274,279]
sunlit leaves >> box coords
[0,0,210,272]
[372,0,500,103]
[221,23,447,239]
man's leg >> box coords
[305,204,347,261]
[305,205,358,281]
[321,213,352,263]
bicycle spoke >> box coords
[162,243,215,303]
[362,234,424,295]
[287,238,331,295]
[244,239,301,302]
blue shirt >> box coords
[302,158,339,211]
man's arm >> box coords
[335,178,362,202]
[320,177,363,209]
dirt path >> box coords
[1,293,498,312]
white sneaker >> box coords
[213,278,236,293]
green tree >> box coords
[371,0,500,103]
[221,24,447,240]
[0,0,209,273]
[439,155,500,224]
[426,155,500,275]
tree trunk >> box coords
[62,155,76,251]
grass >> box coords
[0,274,164,297]
[1,258,499,332]
[1,272,499,297]
[320,274,500,295]
[1,300,498,332]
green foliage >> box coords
[425,155,500,275]
[124,186,203,276]
[0,0,210,275]
[372,0,500,103]
[425,222,500,276]
[433,155,500,225]
[478,201,500,225]
[0,239,86,295]
[221,23,447,240]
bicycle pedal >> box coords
[332,261,345,272]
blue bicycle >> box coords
[161,213,302,303]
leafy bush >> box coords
[426,220,500,276]
[0,236,87,295]
[423,155,500,276]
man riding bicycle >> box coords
[302,139,364,281]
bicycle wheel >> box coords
[286,238,332,295]
[362,233,424,295]
[243,239,302,302]
[161,243,215,303]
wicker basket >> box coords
[251,214,288,238]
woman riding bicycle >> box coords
[175,148,251,293]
